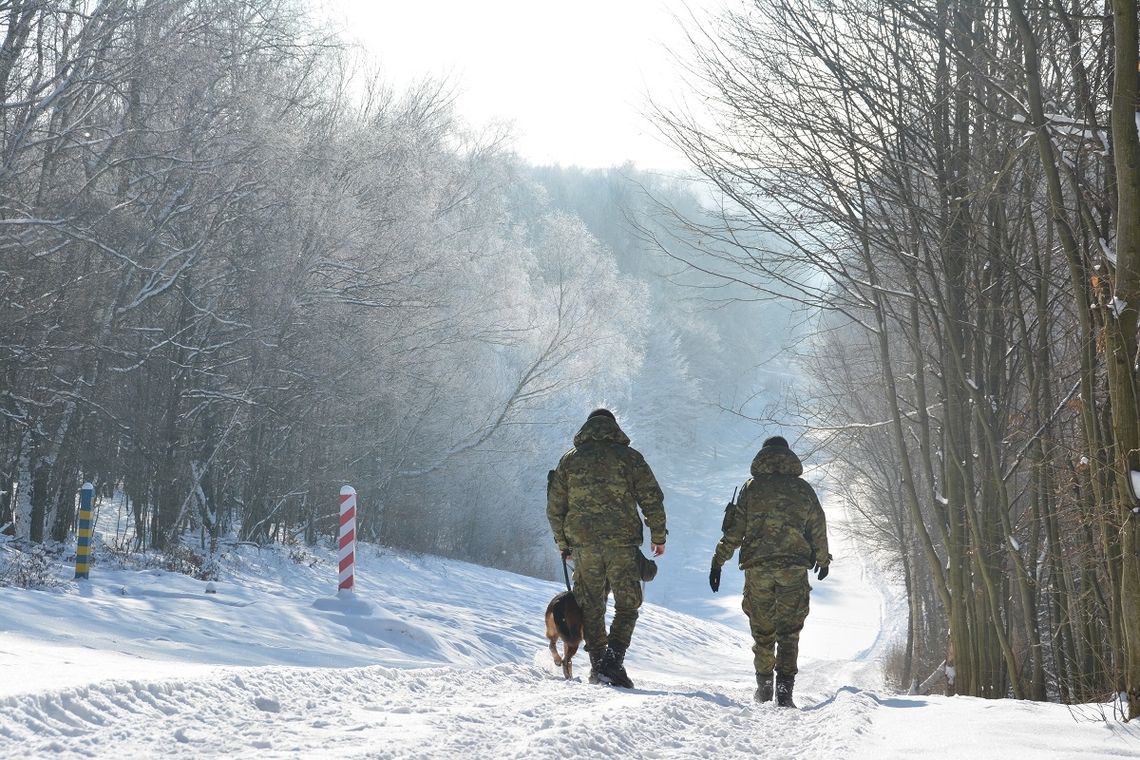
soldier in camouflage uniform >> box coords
[547,408,667,688]
[708,436,830,707]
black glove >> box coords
[814,563,829,581]
[561,548,572,561]
[709,563,722,593]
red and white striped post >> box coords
[338,485,357,594]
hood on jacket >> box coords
[573,414,631,447]
[751,444,803,477]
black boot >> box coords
[599,645,635,688]
[754,672,774,703]
[587,649,605,684]
[775,673,797,708]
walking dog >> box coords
[545,590,584,679]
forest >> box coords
[652,0,1140,717]
[2,0,1139,721]
[0,2,786,577]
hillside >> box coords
[2,475,1136,758]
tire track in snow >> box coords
[0,663,876,759]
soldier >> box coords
[547,408,667,688]
[708,436,830,707]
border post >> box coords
[338,485,357,594]
[75,482,94,580]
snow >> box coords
[1043,111,1107,144]
[1100,237,1117,264]
[2,473,1138,758]
[1131,470,1140,501]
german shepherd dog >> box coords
[545,590,584,679]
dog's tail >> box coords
[551,591,582,642]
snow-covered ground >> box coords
[2,459,1139,758]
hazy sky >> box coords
[330,0,711,170]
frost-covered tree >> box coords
[657,0,1139,711]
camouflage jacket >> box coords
[547,416,666,550]
[712,444,829,570]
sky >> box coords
[327,0,715,170]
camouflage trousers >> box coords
[572,545,643,653]
[742,567,811,676]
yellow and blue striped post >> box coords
[74,482,94,580]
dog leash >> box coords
[562,555,572,593]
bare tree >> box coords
[655,0,1137,708]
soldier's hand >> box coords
[814,562,829,581]
[709,563,722,593]
[561,548,572,561]
[651,543,665,557]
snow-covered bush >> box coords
[0,542,61,590]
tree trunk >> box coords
[1106,0,1140,720]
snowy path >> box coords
[3,474,1140,758]
[1,664,869,759]
[4,656,1134,759]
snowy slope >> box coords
[2,465,1139,758]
